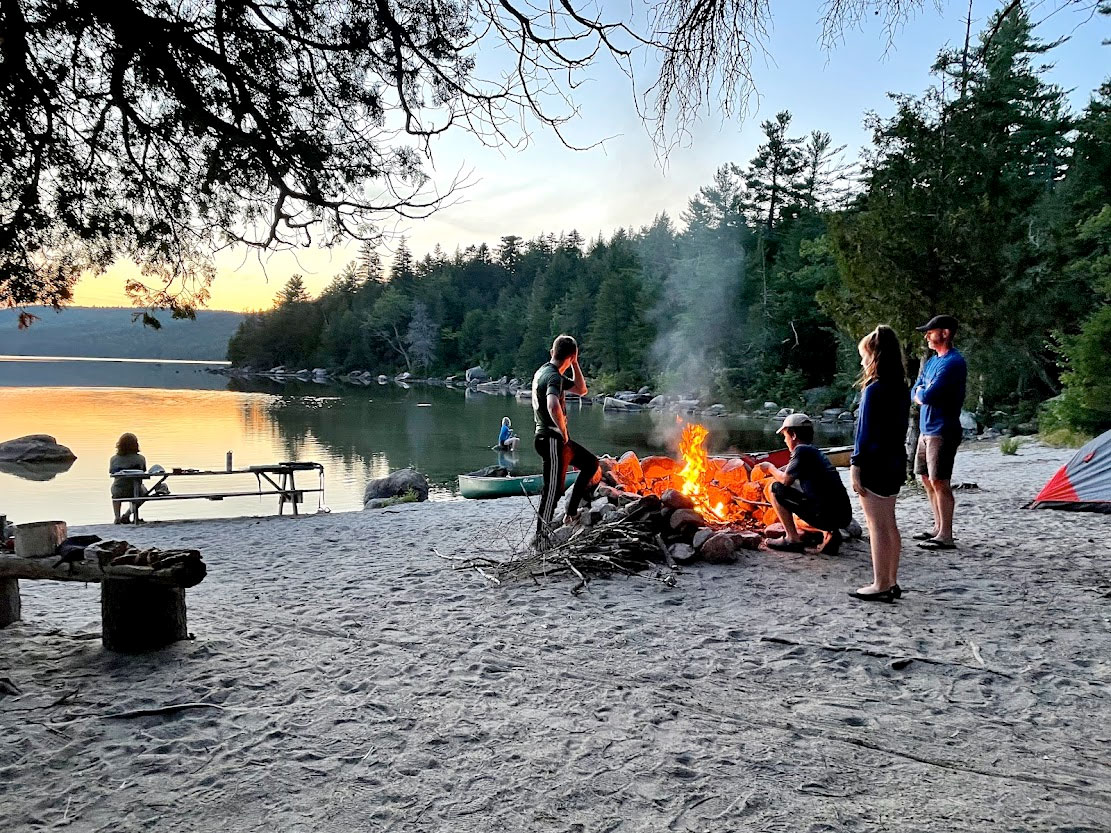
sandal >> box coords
[917,538,956,550]
[912,531,938,541]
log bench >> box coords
[0,524,207,652]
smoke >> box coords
[650,229,745,398]
[645,228,745,451]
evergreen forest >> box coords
[226,11,1111,436]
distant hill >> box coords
[0,307,245,360]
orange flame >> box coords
[678,423,728,523]
[606,421,765,528]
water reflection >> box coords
[0,459,75,481]
[0,358,854,524]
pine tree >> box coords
[799,131,851,211]
[405,301,439,370]
[276,274,311,306]
[744,112,805,234]
[359,242,384,284]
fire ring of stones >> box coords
[448,424,818,593]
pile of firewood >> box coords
[450,487,765,593]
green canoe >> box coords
[459,469,578,499]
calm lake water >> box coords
[0,357,853,525]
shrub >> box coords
[1000,436,1023,456]
[1040,427,1092,448]
[593,370,647,395]
[378,488,420,507]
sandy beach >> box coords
[2,440,1109,832]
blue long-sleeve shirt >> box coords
[912,349,967,436]
[498,425,511,446]
[851,378,911,469]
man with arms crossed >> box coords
[912,314,967,549]
[532,335,600,548]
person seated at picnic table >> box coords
[496,416,520,452]
[764,413,853,555]
[109,433,170,523]
[109,432,146,524]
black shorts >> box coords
[914,433,961,481]
[858,458,906,498]
[770,481,849,532]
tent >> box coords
[1029,429,1111,513]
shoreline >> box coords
[2,440,1109,830]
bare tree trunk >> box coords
[960,0,974,99]
[906,352,921,481]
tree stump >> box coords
[101,579,188,652]
[15,521,68,557]
[0,578,20,627]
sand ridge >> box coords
[1,441,1109,831]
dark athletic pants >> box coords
[535,434,600,539]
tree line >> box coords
[227,9,1110,435]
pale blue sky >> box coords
[74,1,1110,309]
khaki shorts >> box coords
[914,433,960,481]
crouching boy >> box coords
[765,413,852,555]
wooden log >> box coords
[101,578,188,652]
[0,578,20,627]
[0,553,205,587]
[14,520,67,557]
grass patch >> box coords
[1039,427,1092,449]
[377,488,420,507]
[999,436,1023,456]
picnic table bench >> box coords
[112,461,326,521]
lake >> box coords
[0,357,853,525]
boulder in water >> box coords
[465,366,488,383]
[0,435,77,464]
[363,468,430,507]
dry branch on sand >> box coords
[441,518,678,594]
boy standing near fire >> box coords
[532,334,600,549]
[764,413,853,555]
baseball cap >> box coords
[915,314,959,333]
[776,413,813,435]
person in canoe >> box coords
[531,334,600,548]
[495,416,521,452]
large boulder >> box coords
[0,435,76,464]
[465,366,489,383]
[363,468,430,507]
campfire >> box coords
[450,422,781,592]
[605,422,778,528]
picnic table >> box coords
[112,462,326,521]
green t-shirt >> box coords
[532,362,573,438]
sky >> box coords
[71,1,1110,312]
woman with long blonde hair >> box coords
[848,325,911,602]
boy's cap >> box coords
[776,413,813,434]
[915,314,959,333]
